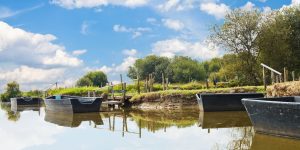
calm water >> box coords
[1,103,300,150]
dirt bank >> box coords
[267,81,300,97]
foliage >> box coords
[168,56,206,83]
[211,9,262,85]
[258,6,300,76]
[76,71,108,87]
[128,55,171,83]
[130,86,264,102]
[0,81,22,102]
[47,86,104,96]
[128,55,206,83]
[23,90,44,98]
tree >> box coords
[258,6,300,74]
[127,55,171,83]
[168,56,206,83]
[0,81,22,102]
[211,9,262,85]
[76,71,108,87]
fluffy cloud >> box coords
[0,21,82,67]
[0,66,65,84]
[200,2,231,19]
[241,1,255,11]
[122,49,137,56]
[292,0,300,5]
[152,38,221,60]
[72,49,87,56]
[162,18,185,31]
[50,0,149,9]
[157,0,195,12]
[99,49,138,75]
[113,24,151,38]
[0,21,84,91]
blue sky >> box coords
[0,0,296,91]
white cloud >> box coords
[152,38,221,60]
[99,49,138,75]
[80,22,89,35]
[72,49,87,56]
[200,2,231,19]
[113,24,151,39]
[0,21,84,91]
[122,49,137,56]
[241,1,255,11]
[50,0,149,9]
[262,6,272,14]
[0,21,82,67]
[258,0,267,2]
[292,0,300,5]
[162,18,185,31]
[0,66,65,84]
[99,56,137,74]
[0,4,43,19]
[157,0,195,12]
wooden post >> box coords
[292,71,295,81]
[137,73,140,94]
[284,67,287,82]
[88,91,91,97]
[122,83,126,103]
[263,67,266,91]
[145,78,148,93]
[162,73,165,91]
[166,78,169,90]
[271,71,275,84]
[139,119,142,138]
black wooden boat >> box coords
[44,110,103,127]
[10,97,42,111]
[195,93,264,112]
[242,97,300,138]
[198,111,252,129]
[45,95,102,113]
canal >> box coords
[0,103,299,150]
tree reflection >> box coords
[0,103,21,122]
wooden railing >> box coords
[261,63,282,90]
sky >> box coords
[0,0,297,92]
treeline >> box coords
[128,6,300,85]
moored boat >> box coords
[10,97,42,111]
[196,93,264,112]
[45,95,102,113]
[242,97,300,138]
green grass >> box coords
[130,86,264,102]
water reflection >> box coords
[44,111,103,127]
[251,133,300,150]
[199,111,252,129]
[1,106,300,150]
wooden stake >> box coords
[162,73,165,91]
[292,71,295,81]
[263,67,266,91]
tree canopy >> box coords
[76,71,108,87]
[0,81,22,102]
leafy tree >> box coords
[76,71,107,87]
[0,81,22,102]
[127,55,171,83]
[168,56,206,83]
[211,9,262,85]
[258,6,300,74]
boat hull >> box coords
[242,97,300,138]
[10,97,42,112]
[196,93,264,112]
[45,97,102,113]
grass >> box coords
[130,86,264,102]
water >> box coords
[1,103,300,150]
